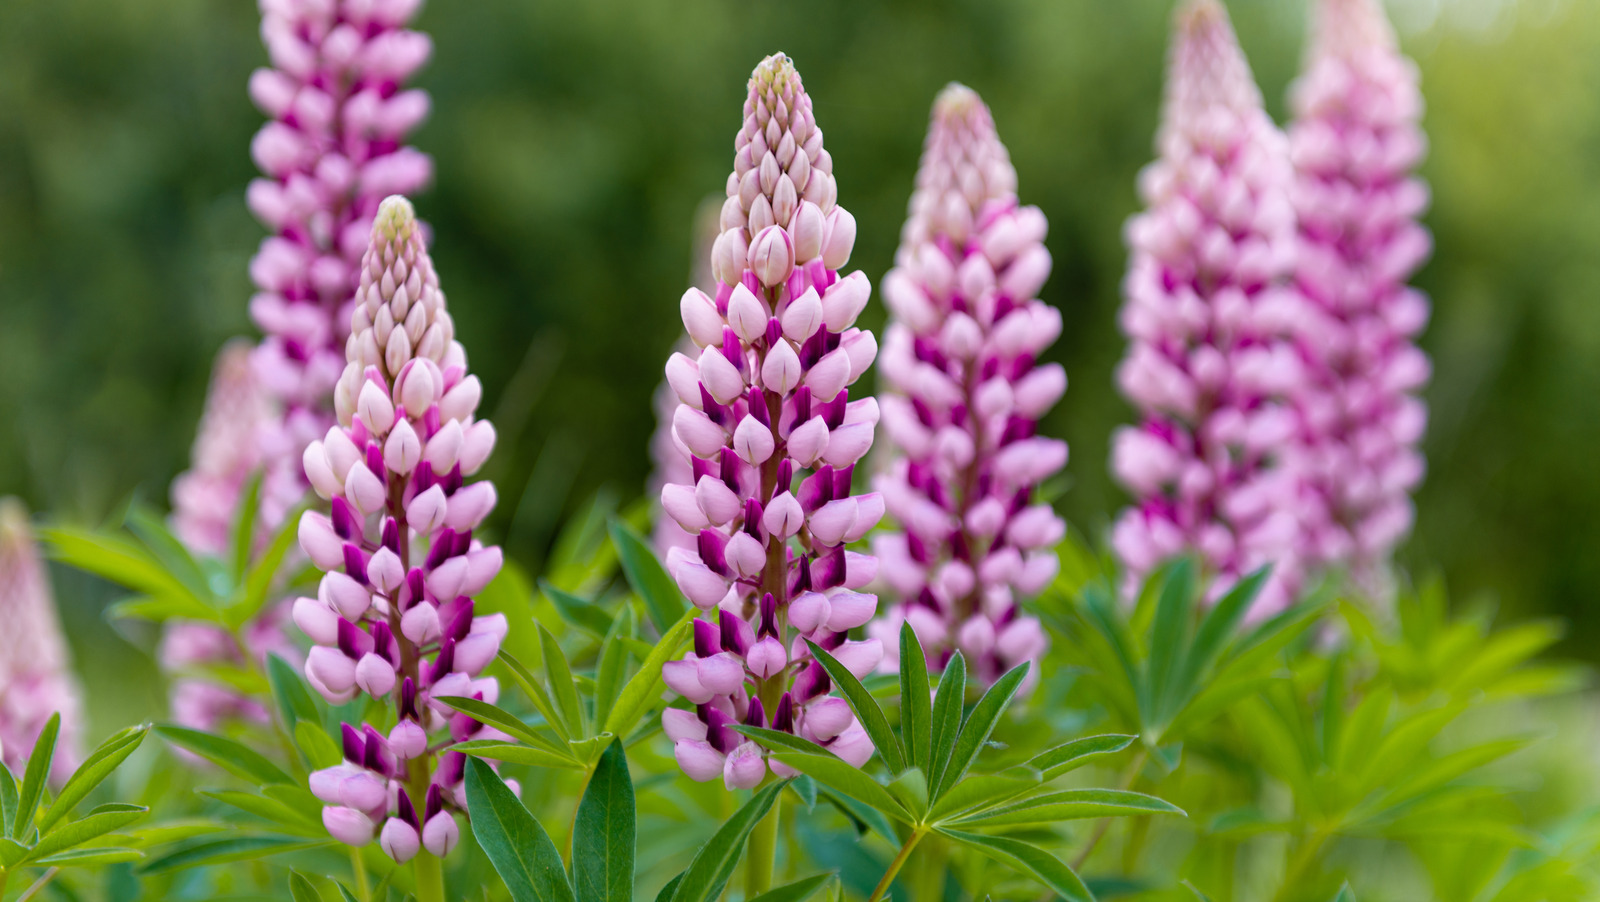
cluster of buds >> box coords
[1110,0,1309,616]
[1286,0,1431,593]
[658,54,883,788]
[0,499,83,781]
[290,197,505,859]
[246,0,434,528]
[165,341,301,731]
[866,85,1060,687]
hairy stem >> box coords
[869,827,928,902]
[16,868,59,902]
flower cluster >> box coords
[866,84,1060,687]
[657,53,883,788]
[1110,0,1308,616]
[1286,0,1431,594]
[161,613,300,732]
[291,196,505,859]
[246,0,435,528]
[0,499,82,781]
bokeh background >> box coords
[2,0,1597,731]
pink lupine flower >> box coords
[657,54,882,788]
[865,85,1059,687]
[246,0,435,529]
[1110,0,1309,616]
[161,607,302,732]
[1286,0,1431,595]
[293,196,505,859]
[0,499,83,781]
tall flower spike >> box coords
[659,54,883,789]
[1287,0,1431,595]
[0,499,83,781]
[294,197,510,860]
[866,85,1059,687]
[1110,0,1308,617]
[165,341,302,731]
[247,0,434,529]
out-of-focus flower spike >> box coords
[0,499,83,781]
[1110,0,1308,617]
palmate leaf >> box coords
[40,722,148,832]
[932,662,1029,800]
[736,727,910,824]
[466,757,575,902]
[27,803,147,863]
[47,525,219,622]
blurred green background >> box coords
[2,0,1597,732]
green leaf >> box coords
[747,873,835,902]
[28,803,147,862]
[105,593,220,624]
[200,790,320,833]
[667,780,786,902]
[608,519,687,633]
[926,767,1042,823]
[1174,566,1267,704]
[925,653,968,798]
[125,506,216,604]
[805,640,904,773]
[154,725,293,786]
[1146,558,1195,725]
[886,768,929,820]
[451,740,582,770]
[937,828,1091,902]
[230,499,305,628]
[138,834,329,873]
[1331,886,1355,902]
[954,788,1184,827]
[601,608,695,737]
[735,727,909,823]
[898,623,933,775]
[1183,881,1216,902]
[228,471,264,584]
[337,884,361,902]
[45,527,209,616]
[294,721,343,770]
[465,757,576,902]
[289,871,321,902]
[932,662,1028,801]
[814,786,898,843]
[267,653,321,732]
[540,624,586,737]
[1026,734,1137,782]
[434,697,571,759]
[540,580,614,637]
[500,650,575,744]
[0,766,15,836]
[34,846,144,867]
[40,723,149,832]
[593,605,636,730]
[573,739,634,902]
[14,712,60,838]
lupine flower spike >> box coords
[0,499,83,781]
[1287,0,1431,595]
[247,0,434,528]
[164,341,301,731]
[293,197,511,860]
[1110,0,1308,616]
[867,85,1060,687]
[658,53,884,789]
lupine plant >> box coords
[19,1,1600,901]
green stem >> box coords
[16,868,59,902]
[869,828,928,902]
[350,847,370,902]
[565,761,598,867]
[1271,828,1331,902]
[1071,748,1148,871]
[744,788,783,898]
[412,851,445,902]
